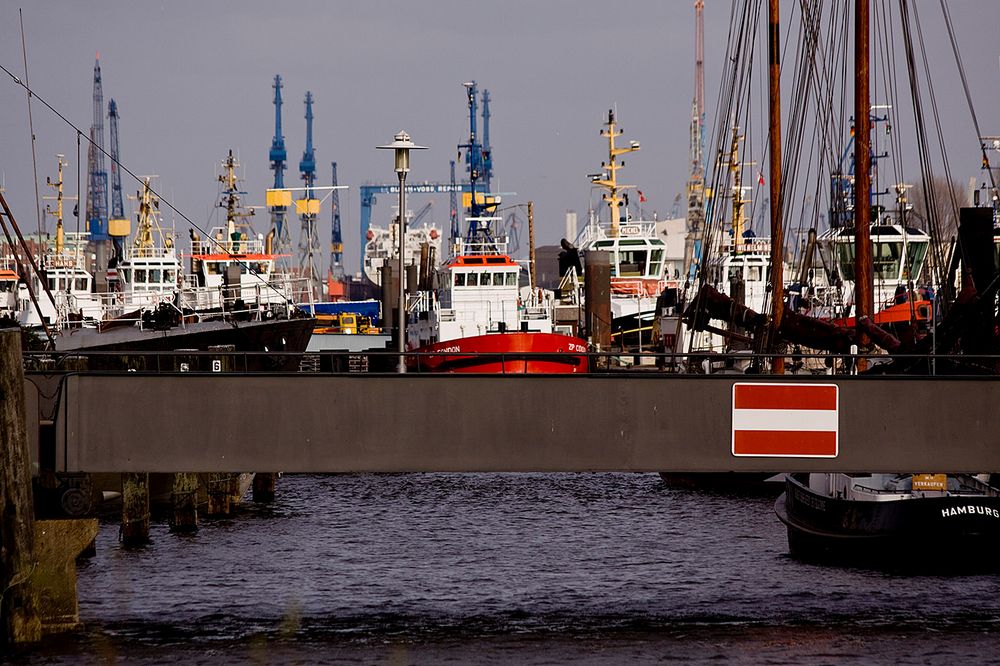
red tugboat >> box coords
[406,214,588,374]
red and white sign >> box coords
[731,383,839,457]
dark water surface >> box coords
[15,474,1000,664]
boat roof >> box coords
[446,254,519,268]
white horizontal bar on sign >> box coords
[732,408,838,433]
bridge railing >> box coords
[19,349,1000,378]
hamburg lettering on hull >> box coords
[731,383,839,458]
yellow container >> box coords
[266,189,293,208]
[108,217,131,237]
[295,198,320,215]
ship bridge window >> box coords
[134,269,148,283]
[649,249,664,277]
[728,265,743,282]
[149,269,162,284]
[454,272,466,287]
[165,269,177,284]
[836,243,856,281]
[747,265,763,282]
[619,249,647,277]
[873,241,903,281]
[47,278,57,291]
[120,269,131,283]
[486,257,506,265]
[480,272,492,286]
[75,278,88,291]
[206,263,220,275]
[493,272,507,286]
[505,272,517,286]
[467,272,479,286]
[594,241,614,249]
[903,241,928,280]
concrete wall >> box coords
[28,373,1000,474]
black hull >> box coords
[776,473,1000,570]
[44,318,315,372]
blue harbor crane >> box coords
[85,55,109,242]
[329,161,344,283]
[268,74,291,269]
[481,88,493,193]
[449,159,459,243]
[297,91,321,298]
[107,98,126,264]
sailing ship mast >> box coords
[767,0,785,373]
[854,0,873,370]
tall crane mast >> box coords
[481,88,493,193]
[683,0,707,279]
[85,55,109,242]
[329,161,343,280]
[108,99,124,219]
[459,81,484,219]
[268,74,291,271]
[449,159,459,243]
[107,98,128,264]
[297,91,321,299]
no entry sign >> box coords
[731,383,839,458]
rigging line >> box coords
[19,9,43,239]
[939,0,997,193]
[0,60,292,305]
[898,0,950,305]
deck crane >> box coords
[327,161,345,299]
[458,81,497,242]
[107,98,128,264]
[683,0,706,279]
[267,75,292,271]
[297,91,321,299]
[85,55,109,243]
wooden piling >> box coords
[170,472,199,533]
[120,473,150,545]
[206,473,232,516]
[0,328,42,645]
[252,472,277,503]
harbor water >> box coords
[16,473,1000,663]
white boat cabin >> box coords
[407,231,553,348]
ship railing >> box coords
[457,237,509,257]
[557,267,582,305]
[190,232,267,256]
[18,349,1000,377]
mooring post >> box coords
[170,472,199,533]
[252,472,277,503]
[0,328,42,645]
[120,472,150,545]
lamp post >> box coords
[377,131,427,373]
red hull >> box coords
[409,332,589,373]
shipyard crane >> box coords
[85,55,109,243]
[107,98,127,264]
[481,88,493,193]
[297,91,321,299]
[327,161,345,299]
[268,74,292,271]
[449,159,459,243]
[683,0,707,279]
[359,181,463,271]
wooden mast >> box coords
[767,0,785,373]
[854,0,873,370]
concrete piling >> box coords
[120,472,151,545]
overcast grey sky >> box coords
[1,1,997,273]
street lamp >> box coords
[377,131,427,373]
